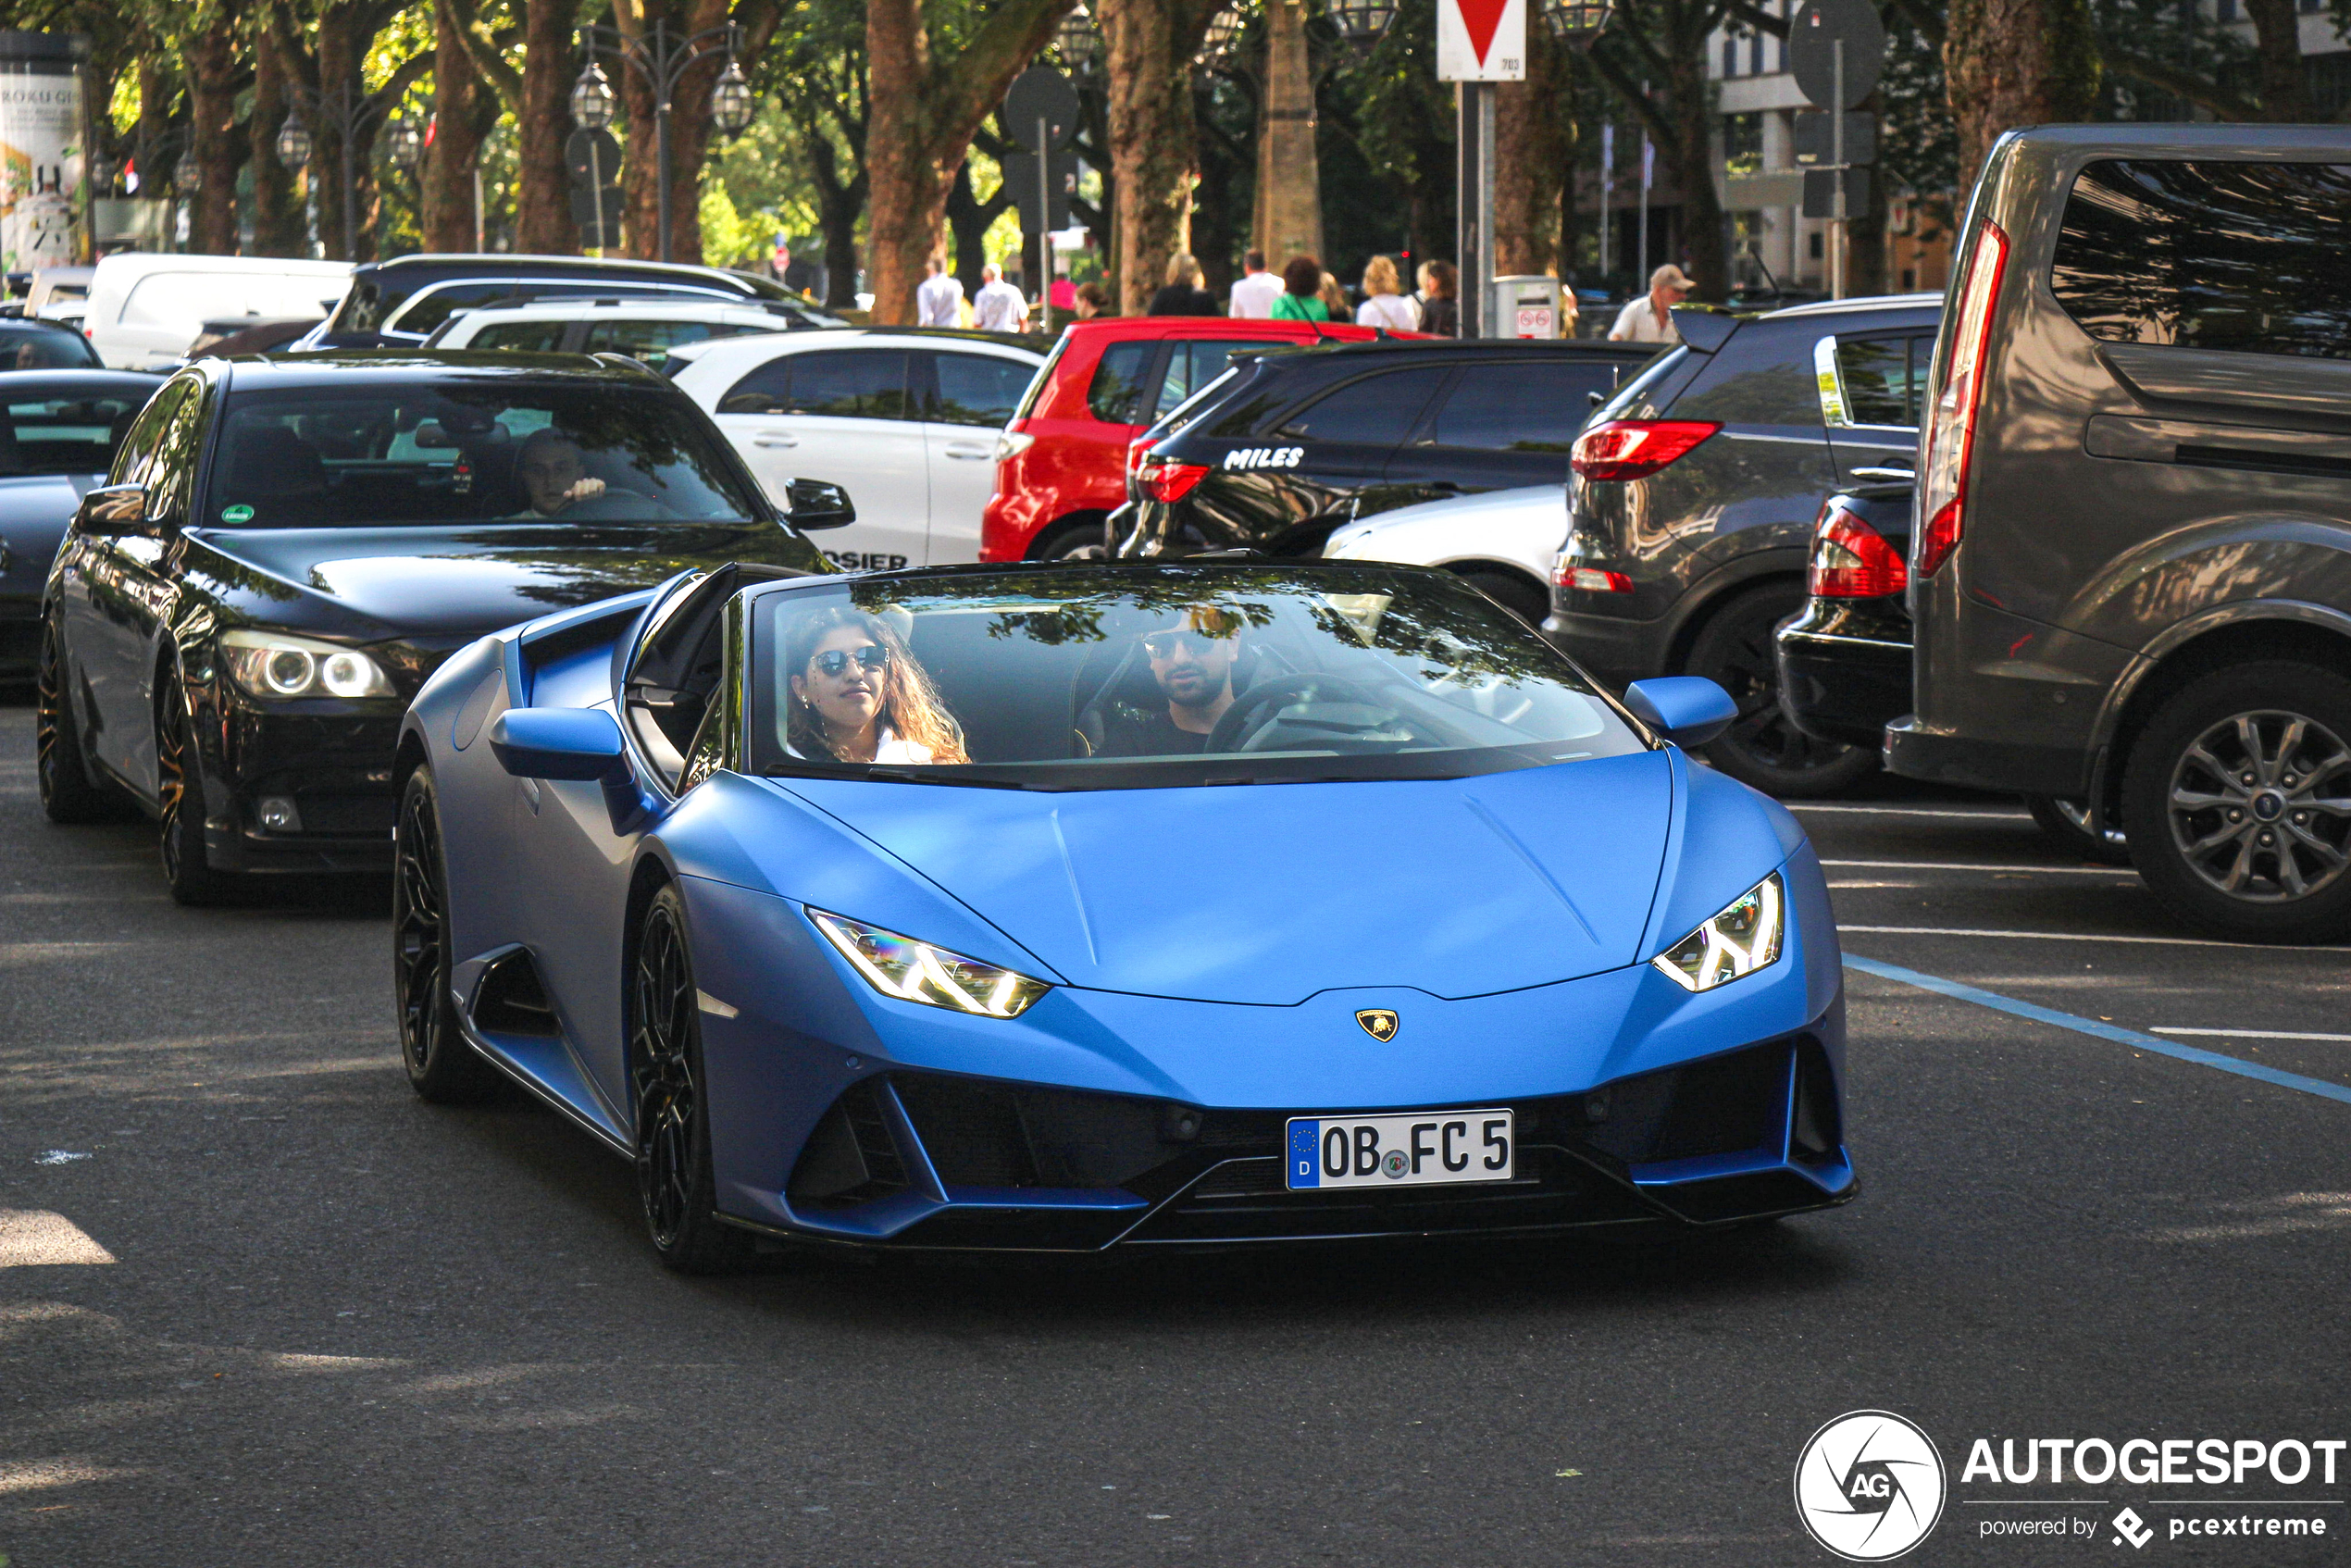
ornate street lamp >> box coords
[710,57,756,136]
[386,114,426,170]
[1538,0,1616,42]
[275,111,313,171]
[1327,0,1397,50]
[1056,5,1104,73]
[569,61,617,131]
[1199,6,1247,64]
[575,20,748,262]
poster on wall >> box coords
[0,33,85,274]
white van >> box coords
[83,255,353,369]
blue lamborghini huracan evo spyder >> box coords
[392,559,1853,1271]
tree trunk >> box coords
[426,0,487,252]
[865,0,1082,325]
[2244,0,2310,120]
[188,13,243,255]
[1660,53,1725,302]
[1099,0,1222,316]
[1943,0,2097,190]
[1252,0,1322,273]
[516,0,582,253]
[802,123,867,309]
[249,24,307,258]
[134,59,181,204]
[1493,33,1566,277]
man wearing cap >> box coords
[1607,264,1693,344]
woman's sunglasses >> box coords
[1142,629,1230,659]
[812,643,889,678]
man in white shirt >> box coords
[973,262,1028,333]
[915,256,964,327]
[1607,264,1692,344]
[1228,250,1282,319]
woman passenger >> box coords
[785,606,968,765]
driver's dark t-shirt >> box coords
[1096,704,1213,757]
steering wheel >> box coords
[1206,672,1387,753]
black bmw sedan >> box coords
[35,352,840,902]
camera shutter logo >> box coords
[1794,1410,1947,1561]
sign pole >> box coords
[1038,113,1051,331]
[1830,40,1845,301]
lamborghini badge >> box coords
[1355,1009,1399,1041]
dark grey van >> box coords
[1887,125,2351,941]
[1548,293,1938,795]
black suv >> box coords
[1546,293,1939,795]
[1111,339,1655,561]
[307,255,842,350]
[1887,125,2351,942]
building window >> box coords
[1724,112,1763,178]
[1809,231,1825,260]
[1723,33,1740,76]
[1751,31,1767,73]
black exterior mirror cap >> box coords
[77,483,155,537]
[785,478,856,530]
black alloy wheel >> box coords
[2023,794,2131,865]
[156,669,236,906]
[1456,567,1549,629]
[1682,582,1877,798]
[34,614,121,824]
[395,768,503,1102]
[1035,516,1109,562]
[2124,661,2351,942]
[629,885,753,1274]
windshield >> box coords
[749,565,1643,790]
[0,324,101,370]
[1,389,144,478]
[208,382,766,528]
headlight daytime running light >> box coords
[219,629,396,700]
[1651,871,1785,992]
[809,909,1051,1018]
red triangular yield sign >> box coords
[1455,0,1510,64]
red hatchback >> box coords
[982,317,1404,561]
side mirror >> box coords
[77,483,153,538]
[489,708,651,833]
[1623,676,1738,750]
[784,477,856,531]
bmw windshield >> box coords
[750,564,1645,790]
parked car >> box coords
[1322,483,1566,627]
[187,317,324,359]
[665,327,1047,571]
[1545,292,1940,796]
[24,265,93,319]
[1113,338,1656,561]
[395,557,1850,1267]
[34,351,843,903]
[0,317,104,371]
[1885,125,2351,940]
[83,254,355,370]
[300,254,840,351]
[0,371,166,678]
[982,316,1412,564]
[423,297,799,360]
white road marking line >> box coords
[1840,924,2351,952]
[1821,858,2138,876]
[2152,1027,2351,1043]
[0,1211,116,1267]
[1787,803,2031,820]
[0,1458,143,1494]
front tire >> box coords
[2023,794,2131,865]
[630,885,753,1275]
[1456,567,1549,628]
[1031,516,1108,562]
[35,614,121,824]
[395,767,503,1103]
[1682,583,1876,798]
[2121,661,2351,943]
[156,668,237,906]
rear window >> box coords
[473,321,570,353]
[930,351,1033,427]
[1088,340,1157,424]
[717,349,914,419]
[1151,341,1263,423]
[2052,159,2351,360]
[1667,334,1819,426]
[1275,367,1449,443]
[0,391,143,476]
[0,324,100,370]
[1831,334,1932,426]
[1426,361,1623,453]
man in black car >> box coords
[511,428,609,516]
[1098,607,1241,755]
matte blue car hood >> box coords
[773,751,1673,1006]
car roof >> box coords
[219,349,673,390]
[0,317,88,334]
[453,299,790,323]
[666,326,1047,366]
[0,368,165,392]
[1058,317,1391,342]
[352,253,776,290]
[92,253,353,281]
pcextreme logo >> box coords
[1796,1410,1948,1562]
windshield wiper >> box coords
[862,765,1060,791]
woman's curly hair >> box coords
[783,604,968,764]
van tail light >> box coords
[1570,419,1721,481]
[1809,504,1908,598]
[1137,454,1210,504]
[1552,565,1634,592]
[1915,219,2008,579]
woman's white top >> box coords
[1356,293,1422,331]
[871,726,935,765]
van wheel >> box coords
[2022,794,2131,865]
[1682,583,1876,798]
[2121,662,2351,942]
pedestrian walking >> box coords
[1416,261,1459,337]
[1317,271,1350,323]
[1148,253,1221,317]
[781,240,826,302]
[1607,264,1692,344]
[1074,281,1112,319]
[974,262,1029,333]
[916,256,964,328]
[1228,250,1282,318]
[1354,255,1421,331]
[1269,255,1330,322]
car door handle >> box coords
[943,442,994,460]
[753,431,799,448]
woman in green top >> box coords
[1269,255,1330,322]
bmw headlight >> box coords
[219,629,396,700]
[809,910,1051,1018]
[1652,872,1785,992]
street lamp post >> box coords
[572,20,756,264]
[276,81,423,262]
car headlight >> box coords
[219,629,397,700]
[1651,872,1785,992]
[809,909,1051,1018]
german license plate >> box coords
[1285,1109,1513,1190]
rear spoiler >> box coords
[1670,306,1742,354]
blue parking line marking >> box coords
[1844,954,2351,1108]
[1287,1119,1321,1188]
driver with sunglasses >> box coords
[1096,606,1243,757]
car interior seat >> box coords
[224,426,329,523]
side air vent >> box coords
[788,1080,912,1207]
[890,1075,1196,1190]
[1577,1039,1796,1166]
[470,949,560,1037]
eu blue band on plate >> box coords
[1287,1119,1321,1188]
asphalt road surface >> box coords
[3,701,2345,1567]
